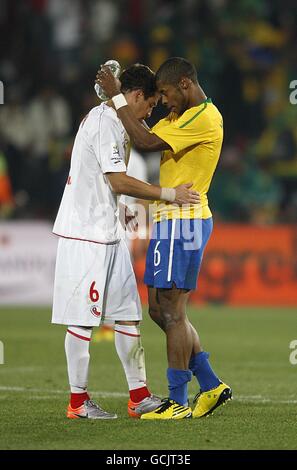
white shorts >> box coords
[52,238,142,326]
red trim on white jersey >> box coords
[67,329,91,342]
[53,232,119,245]
[114,329,140,338]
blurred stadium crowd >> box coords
[0,0,297,223]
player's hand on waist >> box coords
[174,183,200,205]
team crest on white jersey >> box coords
[111,143,122,164]
[91,306,101,317]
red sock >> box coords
[129,386,150,403]
[70,392,90,408]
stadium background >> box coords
[1,0,297,305]
[0,0,297,450]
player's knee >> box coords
[160,307,183,331]
[148,303,159,321]
[148,305,164,329]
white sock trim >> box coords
[67,326,92,341]
[114,324,140,337]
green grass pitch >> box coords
[0,306,296,450]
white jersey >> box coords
[53,103,130,244]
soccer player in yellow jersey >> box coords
[97,57,232,420]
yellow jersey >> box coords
[152,98,223,222]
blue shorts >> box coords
[144,218,213,290]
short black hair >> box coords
[120,64,157,99]
[156,57,198,85]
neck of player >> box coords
[190,83,208,108]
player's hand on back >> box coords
[95,66,121,98]
[174,183,200,205]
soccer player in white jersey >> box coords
[52,64,200,419]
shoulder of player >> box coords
[87,104,121,135]
[92,104,119,123]
[151,113,176,132]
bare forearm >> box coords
[116,106,169,152]
[108,173,161,200]
[107,172,200,205]
[116,107,153,151]
[95,67,169,151]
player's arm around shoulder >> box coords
[116,108,171,153]
[95,67,171,153]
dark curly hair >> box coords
[156,57,198,85]
[120,64,157,99]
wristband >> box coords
[112,93,128,110]
[160,187,176,202]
